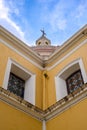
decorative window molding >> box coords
[3,58,36,105]
[55,58,87,101]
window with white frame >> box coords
[55,59,87,101]
[3,58,36,105]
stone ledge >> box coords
[0,84,87,121]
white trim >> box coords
[3,59,11,90]
[10,58,34,75]
[47,39,87,71]
[55,58,87,101]
[42,120,46,130]
[3,58,36,105]
[24,75,36,105]
[57,58,80,76]
[55,76,67,101]
[79,59,87,83]
[0,39,43,70]
[57,58,87,78]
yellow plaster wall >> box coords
[47,98,87,130]
[0,33,87,110]
[0,42,43,109]
[46,41,87,108]
[0,101,42,130]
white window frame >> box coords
[3,58,36,105]
[55,58,87,101]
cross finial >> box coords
[40,29,46,36]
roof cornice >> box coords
[0,25,43,68]
[45,24,87,66]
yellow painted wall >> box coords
[47,98,87,130]
[45,40,87,108]
[0,30,87,110]
[0,100,42,130]
[0,42,43,109]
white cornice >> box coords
[47,39,87,71]
[0,25,43,68]
[49,24,87,59]
[45,25,87,66]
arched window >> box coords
[55,59,87,101]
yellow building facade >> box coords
[0,25,87,130]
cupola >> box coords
[31,29,59,60]
[36,29,51,46]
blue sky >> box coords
[0,0,87,46]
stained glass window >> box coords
[7,73,25,98]
[66,70,84,94]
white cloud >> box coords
[75,4,87,18]
[1,0,87,47]
[49,12,67,31]
[0,0,25,40]
[6,18,24,38]
[42,0,87,33]
[6,0,20,16]
[44,1,67,32]
[0,0,9,19]
[69,0,87,28]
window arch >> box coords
[55,58,87,101]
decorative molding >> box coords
[0,84,87,122]
[44,84,87,121]
[0,87,44,121]
[47,24,87,64]
[0,25,41,61]
[47,39,87,71]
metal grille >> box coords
[66,70,84,94]
[7,73,25,98]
